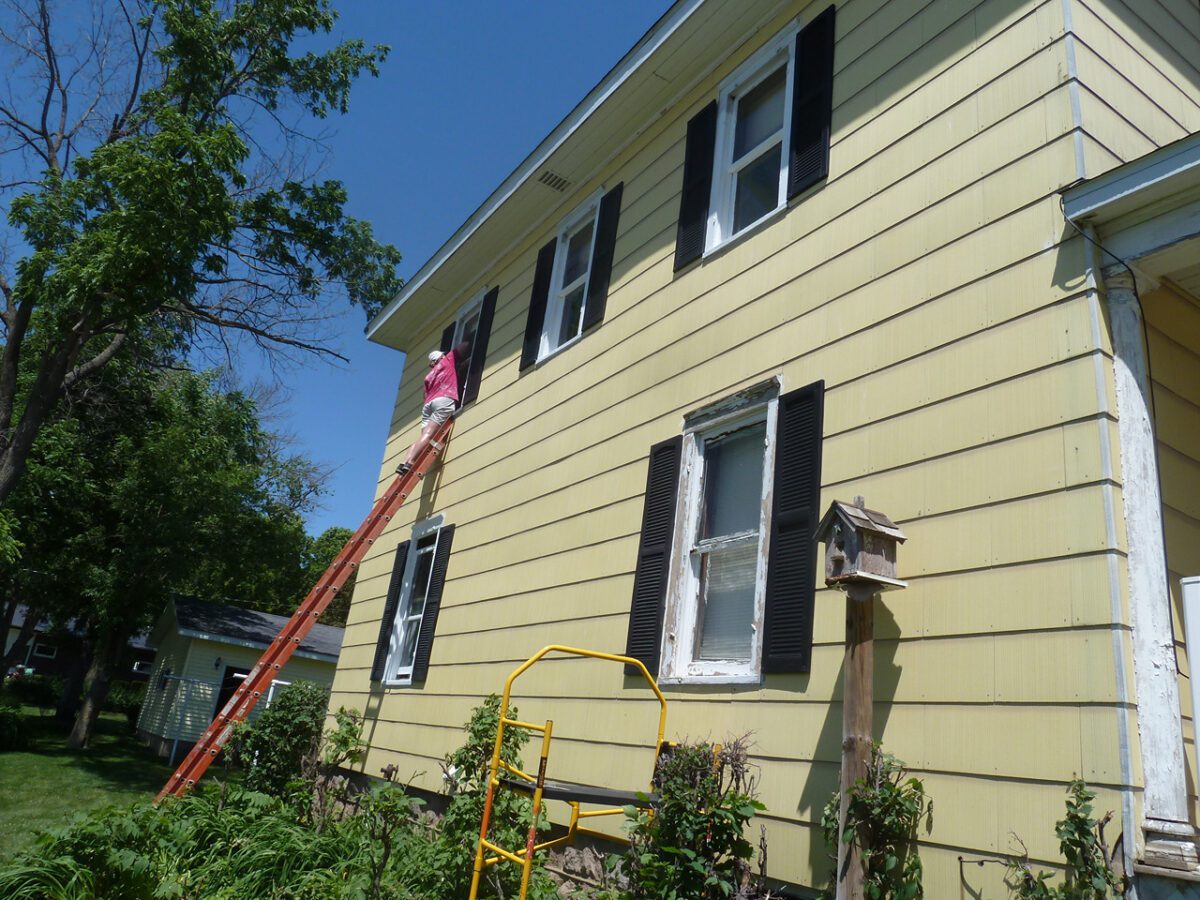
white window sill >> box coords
[703,201,788,261]
[382,677,413,689]
[532,330,585,369]
[659,672,762,686]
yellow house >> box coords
[330,1,1200,895]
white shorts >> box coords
[422,396,457,426]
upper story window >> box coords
[673,6,836,271]
[371,519,457,687]
[518,183,625,371]
[437,287,498,409]
[709,46,793,248]
[541,194,601,360]
[624,380,826,683]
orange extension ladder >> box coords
[156,417,455,802]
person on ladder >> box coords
[397,341,467,476]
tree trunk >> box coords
[66,628,124,749]
[56,643,90,723]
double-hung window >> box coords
[625,380,825,681]
[439,286,498,408]
[451,292,484,394]
[518,183,624,371]
[662,391,778,681]
[540,193,601,360]
[373,519,457,686]
[709,48,792,248]
[673,6,836,270]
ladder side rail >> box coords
[157,419,453,801]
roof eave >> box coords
[364,0,707,344]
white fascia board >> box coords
[365,0,708,341]
[177,628,339,664]
[1062,131,1200,224]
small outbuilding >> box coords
[137,596,343,761]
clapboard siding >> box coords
[1073,0,1200,174]
[325,0,1196,893]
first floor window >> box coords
[132,659,152,675]
[32,642,57,659]
[372,520,457,686]
[662,388,777,680]
[624,380,825,681]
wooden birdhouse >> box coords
[814,497,907,591]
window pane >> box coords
[733,143,783,232]
[733,66,786,160]
[562,220,595,286]
[702,422,766,539]
[558,284,586,345]
[398,615,421,668]
[696,542,757,661]
[405,544,436,618]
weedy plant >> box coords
[1006,779,1130,898]
[624,735,769,899]
[821,746,932,900]
[0,704,25,751]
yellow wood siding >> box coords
[1072,0,1200,176]
[328,0,1200,893]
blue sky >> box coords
[276,1,673,536]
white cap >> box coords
[428,350,444,364]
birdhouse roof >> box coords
[817,501,907,542]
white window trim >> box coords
[537,188,604,364]
[660,382,780,684]
[705,24,797,256]
[32,642,57,660]
[132,659,152,674]
[452,290,485,348]
[383,515,444,686]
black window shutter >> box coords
[370,540,411,682]
[520,239,558,370]
[460,287,497,407]
[440,323,456,354]
[674,101,718,271]
[624,436,683,677]
[410,525,455,683]
[582,182,623,333]
[762,381,825,674]
[788,5,836,200]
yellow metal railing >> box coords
[467,645,669,900]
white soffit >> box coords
[366,0,709,342]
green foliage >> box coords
[0,704,25,751]
[402,693,556,899]
[0,783,429,899]
[104,682,147,730]
[228,680,330,797]
[1006,780,1129,899]
[821,747,931,900]
[303,526,357,626]
[624,736,768,899]
[3,673,60,711]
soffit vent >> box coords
[536,170,571,192]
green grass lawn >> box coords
[0,703,174,860]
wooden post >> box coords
[836,582,876,900]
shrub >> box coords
[227,679,329,797]
[4,672,59,711]
[0,704,25,751]
[821,746,932,900]
[624,736,768,899]
[104,681,146,730]
[1006,779,1130,898]
[401,693,556,900]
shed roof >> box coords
[171,596,344,662]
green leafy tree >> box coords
[302,525,356,626]
[0,0,400,510]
